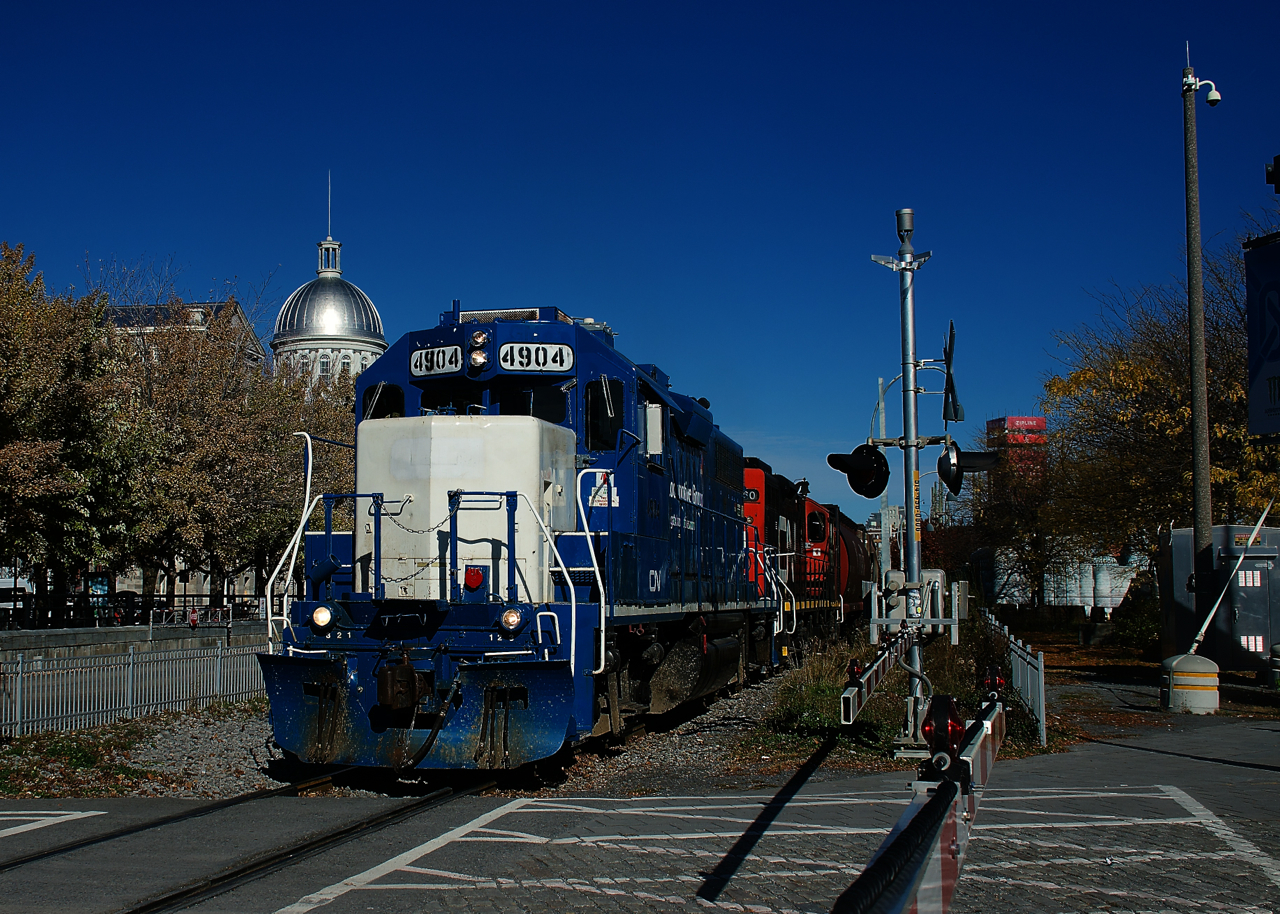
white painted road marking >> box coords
[0,809,106,839]
[272,784,1280,913]
[274,790,893,913]
[274,799,531,913]
[1160,783,1280,889]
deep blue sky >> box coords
[5,2,1276,521]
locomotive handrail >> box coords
[745,526,795,635]
[753,538,798,635]
[276,431,317,641]
[574,468,613,675]
[515,492,578,671]
[264,493,325,645]
[439,488,580,670]
[534,609,562,660]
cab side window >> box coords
[362,383,404,420]
[585,378,625,451]
[807,511,826,544]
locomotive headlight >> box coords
[499,607,523,632]
[470,350,489,368]
[310,604,335,633]
[470,330,489,348]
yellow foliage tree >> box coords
[1043,210,1280,560]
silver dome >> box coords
[272,275,385,346]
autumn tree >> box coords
[0,243,150,613]
[964,437,1070,607]
[106,298,355,605]
[1042,207,1280,562]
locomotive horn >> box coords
[827,444,890,498]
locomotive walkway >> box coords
[0,714,1277,913]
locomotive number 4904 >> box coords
[409,346,463,376]
[499,343,574,373]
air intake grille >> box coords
[459,308,574,324]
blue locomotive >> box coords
[258,301,849,771]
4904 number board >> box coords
[409,346,463,377]
[499,342,574,373]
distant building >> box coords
[270,235,387,382]
[105,301,266,364]
[985,416,1047,476]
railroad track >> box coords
[118,779,496,914]
[0,768,362,875]
[0,769,495,914]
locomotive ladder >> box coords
[549,469,615,675]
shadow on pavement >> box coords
[695,734,837,902]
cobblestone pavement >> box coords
[4,730,1279,912]
[243,782,1280,914]
[953,785,1280,914]
[261,784,907,914]
[246,717,1280,914]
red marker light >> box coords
[924,696,966,759]
[464,567,485,590]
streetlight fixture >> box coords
[1182,51,1220,592]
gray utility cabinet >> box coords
[1159,525,1278,671]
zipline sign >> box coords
[1246,231,1280,436]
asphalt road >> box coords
[0,716,1276,913]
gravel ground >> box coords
[98,672,909,801]
[123,702,287,797]
[109,677,799,799]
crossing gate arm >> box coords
[833,701,1006,914]
[840,628,914,725]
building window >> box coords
[341,354,351,375]
[319,354,331,377]
[361,356,369,372]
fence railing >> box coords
[0,643,266,738]
[980,609,1047,746]
[0,594,264,631]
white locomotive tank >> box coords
[355,415,576,602]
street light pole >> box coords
[1182,62,1220,586]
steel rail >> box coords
[0,768,358,874]
[118,779,497,914]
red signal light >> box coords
[980,665,1006,698]
[923,696,966,759]
[846,658,864,686]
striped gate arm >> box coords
[832,701,1006,914]
[841,628,914,725]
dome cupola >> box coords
[271,234,388,381]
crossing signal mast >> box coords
[827,209,997,754]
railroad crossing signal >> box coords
[942,320,964,423]
[827,443,890,498]
[936,439,1000,496]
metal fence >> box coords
[0,644,266,738]
[981,609,1047,746]
[0,594,263,631]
